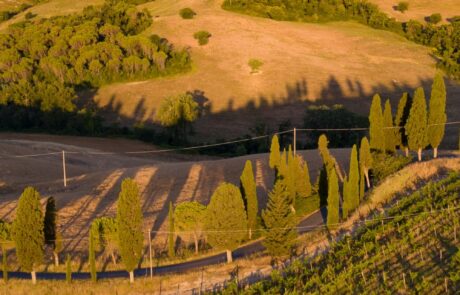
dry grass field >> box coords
[369,0,460,23]
[96,0,460,144]
[0,0,27,10]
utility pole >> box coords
[62,150,67,187]
[149,230,153,279]
[293,128,297,155]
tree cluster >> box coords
[0,0,190,130]
[368,73,447,161]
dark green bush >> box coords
[395,1,409,13]
[25,12,36,20]
[179,8,196,19]
[193,30,211,45]
[371,152,413,184]
[303,105,368,148]
[429,13,442,24]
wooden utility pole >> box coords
[149,230,153,279]
[62,150,67,187]
[293,128,297,155]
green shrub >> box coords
[0,10,13,22]
[429,13,442,24]
[179,8,196,19]
[193,30,211,45]
[266,6,286,20]
[248,58,263,73]
[25,12,36,20]
[371,152,412,183]
[395,2,409,13]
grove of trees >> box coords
[0,0,191,133]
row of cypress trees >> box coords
[165,135,313,262]
[2,178,144,284]
[369,73,447,161]
[322,135,373,227]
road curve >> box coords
[0,208,327,281]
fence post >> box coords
[149,230,153,279]
[293,128,297,155]
[62,150,67,187]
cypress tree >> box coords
[240,160,258,240]
[327,167,340,228]
[427,73,447,158]
[89,230,97,282]
[342,177,350,219]
[116,178,144,283]
[359,137,372,188]
[296,156,312,199]
[285,146,296,206]
[359,169,365,201]
[12,187,44,284]
[383,99,396,153]
[0,221,11,283]
[65,254,72,283]
[318,165,328,207]
[348,145,360,211]
[262,181,297,261]
[204,183,247,263]
[168,202,175,258]
[318,134,343,182]
[277,148,288,179]
[1,245,6,282]
[369,94,385,152]
[318,134,331,165]
[44,196,61,266]
[405,87,428,161]
[394,92,412,156]
[269,135,281,170]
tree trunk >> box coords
[110,252,116,265]
[226,249,233,263]
[129,271,134,283]
[364,170,370,189]
[405,147,409,157]
[194,233,199,254]
[417,148,422,161]
[434,147,438,158]
[2,246,7,282]
[248,228,252,240]
[31,271,37,285]
[54,251,59,267]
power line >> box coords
[0,121,458,159]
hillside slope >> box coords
[227,166,460,294]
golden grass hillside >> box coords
[1,0,458,145]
